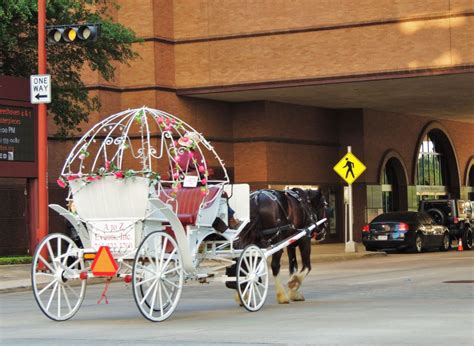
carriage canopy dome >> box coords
[58,107,229,194]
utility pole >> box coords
[36,0,48,250]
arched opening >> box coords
[466,157,474,201]
[414,123,460,200]
[380,152,408,212]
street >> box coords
[1,250,473,345]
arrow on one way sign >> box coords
[35,93,48,100]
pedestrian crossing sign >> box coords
[333,152,366,185]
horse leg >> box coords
[288,238,312,301]
[287,244,298,276]
[272,250,289,304]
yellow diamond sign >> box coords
[333,152,366,185]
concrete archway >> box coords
[379,150,409,211]
[413,122,461,198]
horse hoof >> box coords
[276,292,290,304]
[289,289,305,302]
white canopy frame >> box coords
[60,106,229,192]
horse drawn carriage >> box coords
[32,107,326,322]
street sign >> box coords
[30,74,51,104]
[333,152,366,185]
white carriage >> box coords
[31,107,324,322]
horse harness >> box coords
[254,189,317,243]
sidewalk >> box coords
[0,243,385,294]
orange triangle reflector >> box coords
[91,246,118,277]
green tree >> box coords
[0,0,140,136]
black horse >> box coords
[238,188,328,304]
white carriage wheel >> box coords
[236,245,269,312]
[31,233,86,321]
[132,231,184,322]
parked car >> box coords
[362,211,450,253]
[419,199,472,250]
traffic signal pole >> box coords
[36,0,48,250]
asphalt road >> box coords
[1,250,473,345]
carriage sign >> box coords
[333,152,366,184]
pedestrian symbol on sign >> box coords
[343,158,355,179]
[333,152,366,185]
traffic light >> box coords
[46,24,101,44]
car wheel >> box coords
[439,232,450,251]
[413,233,423,253]
[462,227,473,250]
[427,208,445,225]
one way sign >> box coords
[30,74,51,104]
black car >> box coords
[362,211,450,253]
[419,199,472,250]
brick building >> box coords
[1,0,473,255]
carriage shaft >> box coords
[264,224,316,258]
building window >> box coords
[416,133,446,187]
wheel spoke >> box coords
[161,280,172,303]
[159,238,168,270]
[46,241,57,270]
[252,253,258,272]
[254,281,263,301]
[162,266,182,276]
[135,274,158,286]
[241,280,251,299]
[57,282,62,318]
[35,272,55,278]
[38,279,57,296]
[67,257,81,270]
[57,237,61,262]
[46,281,58,311]
[64,283,80,299]
[62,243,72,265]
[158,280,164,318]
[255,259,265,275]
[149,279,159,316]
[161,248,176,273]
[239,277,251,284]
[140,279,158,306]
[137,262,158,276]
[251,283,257,308]
[246,283,253,307]
[238,267,249,276]
[162,277,180,289]
[61,285,72,313]
[38,254,55,273]
[243,256,251,274]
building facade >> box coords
[1,0,473,254]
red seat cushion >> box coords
[159,186,220,227]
